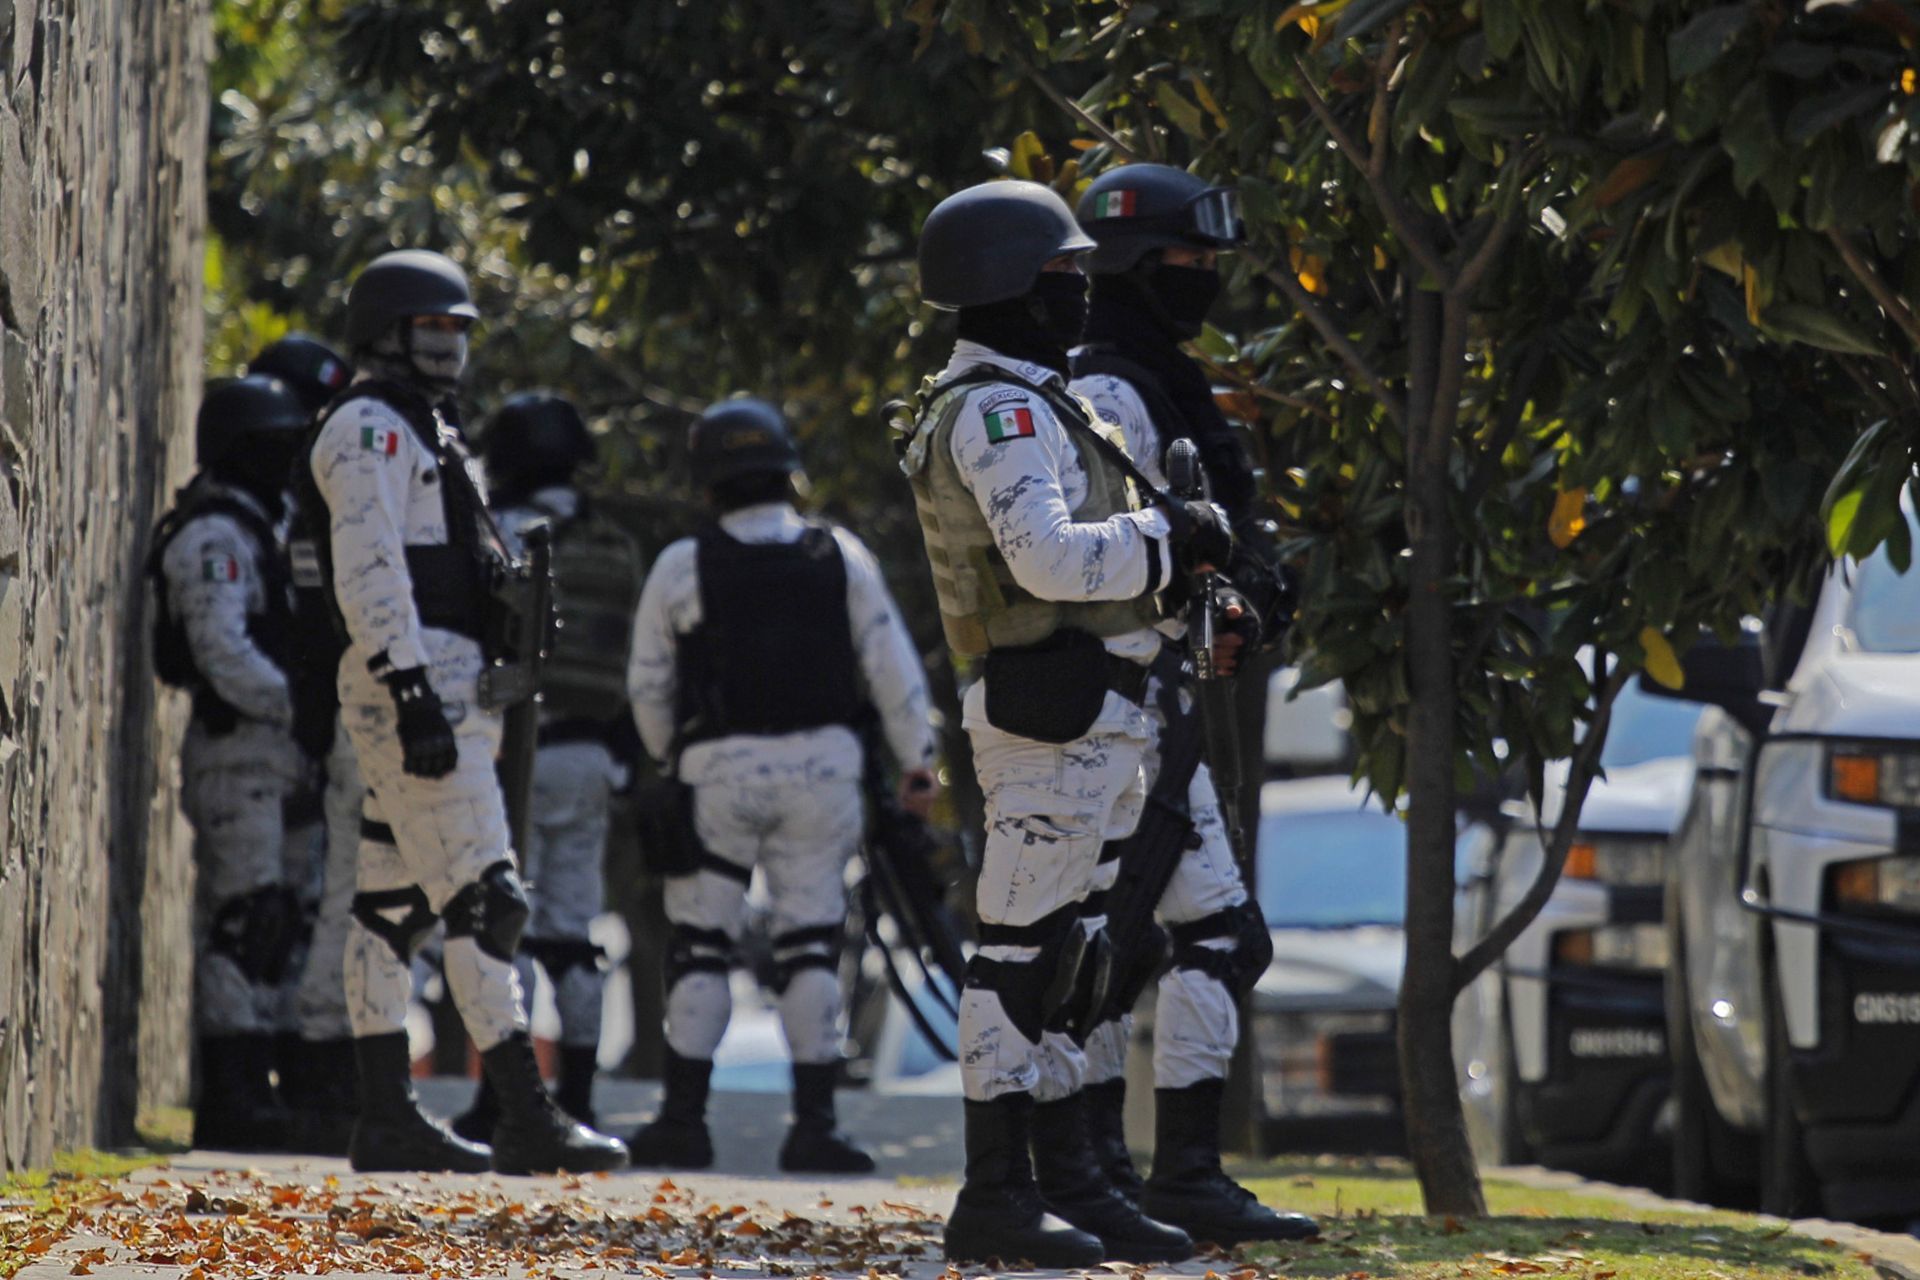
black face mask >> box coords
[955,271,1089,375]
[1030,270,1089,347]
[1148,263,1222,339]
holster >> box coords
[634,773,705,878]
[983,629,1149,744]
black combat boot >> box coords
[1084,1077,1146,1201]
[627,1049,715,1169]
[554,1044,599,1128]
[193,1035,293,1152]
[779,1061,875,1173]
[482,1032,629,1175]
[944,1094,1105,1268]
[348,1032,492,1173]
[287,1037,358,1156]
[451,1075,501,1143]
[1031,1092,1192,1262]
[1141,1079,1319,1245]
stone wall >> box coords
[0,0,210,1168]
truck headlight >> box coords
[1829,855,1920,913]
[1827,745,1920,808]
[1553,924,1669,970]
[1564,836,1665,887]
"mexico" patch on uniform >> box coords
[982,405,1036,443]
[361,425,401,456]
[202,555,241,583]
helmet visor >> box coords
[1186,188,1245,246]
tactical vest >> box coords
[145,476,295,714]
[676,524,861,744]
[538,506,644,725]
[897,364,1160,659]
[298,378,507,645]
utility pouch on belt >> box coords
[634,774,703,877]
[984,628,1144,744]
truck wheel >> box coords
[1669,939,1755,1207]
[1760,973,1818,1219]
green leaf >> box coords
[1153,80,1208,138]
[1667,5,1750,79]
[1335,0,1415,41]
[1827,485,1865,557]
[1784,82,1888,145]
[1759,302,1884,356]
[1483,0,1522,61]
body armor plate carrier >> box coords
[676,524,860,744]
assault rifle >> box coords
[1165,438,1247,858]
[483,518,555,859]
[857,725,969,1060]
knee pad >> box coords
[665,923,734,993]
[767,924,843,995]
[520,935,606,979]
[208,885,302,983]
[442,861,531,963]
[1168,900,1271,998]
[350,885,438,964]
[974,902,1110,1042]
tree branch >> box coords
[1366,17,1405,182]
[1291,53,1449,287]
[1828,227,1920,355]
[1836,352,1903,421]
[1454,210,1521,299]
[1021,63,1147,161]
[1451,661,1631,997]
[1244,248,1407,427]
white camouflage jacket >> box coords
[159,478,295,727]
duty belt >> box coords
[404,545,485,642]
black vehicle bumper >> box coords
[1788,935,1920,1220]
[1517,970,1670,1179]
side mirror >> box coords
[1637,640,1771,736]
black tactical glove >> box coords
[1163,498,1234,573]
[383,665,458,779]
[211,883,303,984]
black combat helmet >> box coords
[196,374,311,496]
[248,333,352,414]
[917,180,1095,310]
[344,250,479,351]
[1076,164,1245,274]
[481,392,596,495]
[688,398,802,489]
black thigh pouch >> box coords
[633,774,705,878]
[983,628,1110,744]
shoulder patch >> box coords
[981,403,1038,444]
[359,425,402,456]
[978,386,1033,415]
[202,555,241,583]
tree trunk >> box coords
[1396,289,1487,1216]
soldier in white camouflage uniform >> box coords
[305,249,627,1176]
[246,334,362,1156]
[149,374,313,1151]
[448,391,644,1141]
[902,181,1241,1267]
[1064,164,1318,1246]
[624,397,938,1175]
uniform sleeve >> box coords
[309,398,431,673]
[835,529,936,770]
[949,390,1172,603]
[626,538,697,763]
[161,516,293,725]
[1073,373,1169,491]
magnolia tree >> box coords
[920,0,1884,1212]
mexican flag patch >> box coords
[360,425,401,456]
[1092,189,1138,218]
[983,405,1036,443]
[202,555,240,583]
